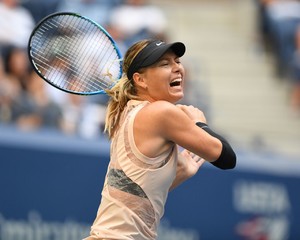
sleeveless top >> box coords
[87,100,178,240]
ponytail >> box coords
[104,75,138,138]
[104,39,150,139]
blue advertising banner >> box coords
[0,125,299,240]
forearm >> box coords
[169,163,189,191]
[196,122,236,169]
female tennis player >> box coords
[84,39,236,240]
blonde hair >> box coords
[104,39,150,139]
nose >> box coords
[172,61,183,74]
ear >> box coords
[132,72,148,89]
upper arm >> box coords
[135,101,222,161]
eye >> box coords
[159,61,169,66]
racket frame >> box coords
[28,12,123,95]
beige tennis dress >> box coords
[84,100,178,240]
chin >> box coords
[170,93,184,103]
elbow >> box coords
[212,151,236,170]
[210,141,237,170]
[228,151,237,169]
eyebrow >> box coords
[159,54,180,61]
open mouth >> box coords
[170,79,181,87]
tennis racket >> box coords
[28,12,122,95]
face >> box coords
[135,50,185,103]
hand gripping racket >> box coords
[28,12,122,95]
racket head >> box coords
[28,12,123,95]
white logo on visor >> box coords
[156,42,164,46]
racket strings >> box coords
[64,15,120,90]
[30,14,122,94]
[72,18,120,91]
[52,16,112,91]
[32,18,83,90]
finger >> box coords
[190,152,199,160]
[195,156,201,162]
[195,157,205,166]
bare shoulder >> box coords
[136,100,190,130]
[139,100,182,122]
[142,100,179,115]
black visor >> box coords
[127,40,186,80]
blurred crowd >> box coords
[257,0,300,113]
[0,0,169,138]
[4,0,300,139]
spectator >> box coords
[1,46,63,131]
[3,46,30,90]
[0,0,35,48]
[59,92,106,139]
[0,53,21,123]
[290,26,300,113]
[59,93,86,136]
[258,0,300,114]
[109,0,168,48]
[57,0,123,26]
[259,0,300,78]
[15,70,63,131]
[21,0,60,24]
[1,46,29,124]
